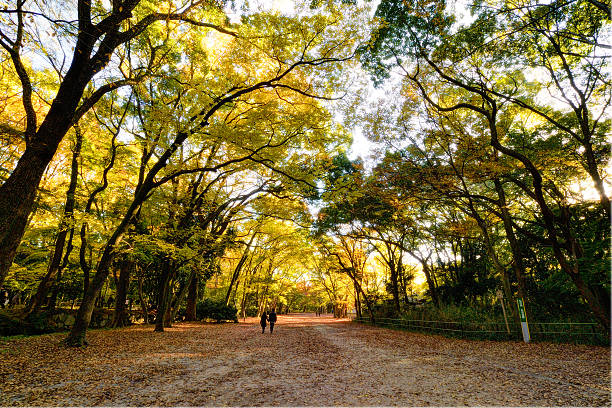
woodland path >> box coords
[0,313,609,406]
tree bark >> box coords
[137,274,149,324]
[225,234,256,305]
[185,273,199,321]
[155,260,174,332]
[111,260,132,328]
[493,178,529,308]
[48,227,75,310]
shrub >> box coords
[196,299,238,322]
[0,310,56,336]
[0,310,24,336]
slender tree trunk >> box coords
[389,259,401,315]
[354,283,361,319]
[421,261,440,307]
[351,273,375,324]
[487,113,610,330]
[26,129,82,315]
[494,178,529,309]
[137,274,148,324]
[225,236,255,305]
[111,260,132,328]
[170,273,192,323]
[48,228,75,310]
[185,273,199,321]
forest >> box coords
[0,0,609,347]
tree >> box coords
[0,0,238,287]
[359,0,610,329]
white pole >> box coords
[517,298,530,343]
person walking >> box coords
[268,308,277,333]
[260,311,267,334]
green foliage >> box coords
[196,299,238,323]
[359,0,454,83]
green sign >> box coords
[517,298,527,322]
[517,298,530,343]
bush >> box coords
[0,310,24,336]
[0,310,56,336]
[196,299,238,322]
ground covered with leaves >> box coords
[0,313,609,406]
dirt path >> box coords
[0,313,609,406]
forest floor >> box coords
[0,313,609,406]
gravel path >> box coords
[0,313,609,406]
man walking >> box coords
[268,308,277,333]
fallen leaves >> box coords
[0,315,609,406]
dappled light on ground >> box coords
[0,313,609,406]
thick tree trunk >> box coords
[155,260,174,332]
[65,218,130,345]
[0,65,93,289]
[0,147,53,288]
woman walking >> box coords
[260,311,267,334]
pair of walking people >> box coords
[260,309,277,333]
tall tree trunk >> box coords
[421,261,440,307]
[350,272,375,324]
[111,260,132,328]
[48,227,75,310]
[26,128,82,315]
[388,258,401,315]
[0,54,96,288]
[354,283,361,319]
[137,273,149,324]
[155,260,173,332]
[170,272,194,323]
[399,264,411,305]
[225,234,255,305]
[493,178,529,309]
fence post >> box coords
[497,289,511,334]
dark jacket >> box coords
[260,313,267,327]
[268,311,277,323]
